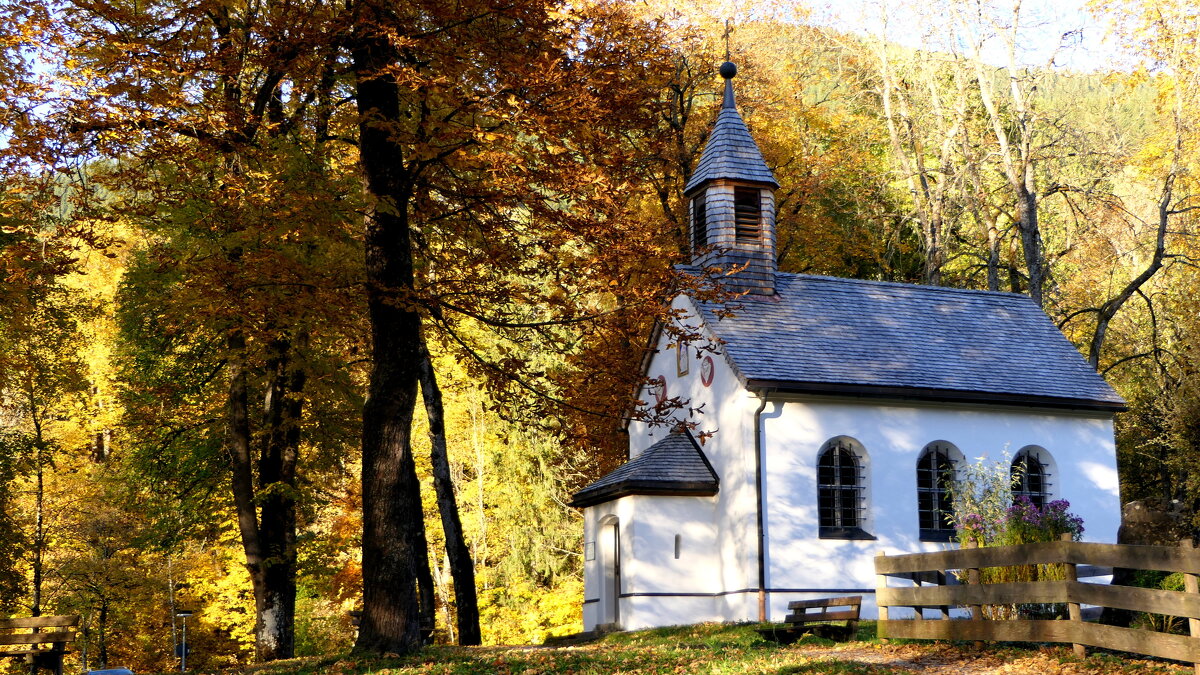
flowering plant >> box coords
[948,455,1086,620]
[948,455,1085,547]
[1002,497,1084,545]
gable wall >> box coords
[759,396,1119,620]
[626,294,762,620]
[580,494,722,630]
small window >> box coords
[917,443,956,542]
[733,187,761,241]
[1012,448,1051,508]
[691,194,707,252]
[817,439,872,539]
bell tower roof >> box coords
[683,62,778,196]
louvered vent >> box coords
[734,187,760,241]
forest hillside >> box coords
[0,0,1197,670]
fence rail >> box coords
[875,537,1200,673]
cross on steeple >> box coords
[723,18,733,63]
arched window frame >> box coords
[816,437,874,540]
[1011,446,1054,509]
[916,442,961,542]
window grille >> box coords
[733,187,761,241]
[917,444,956,541]
[817,440,867,538]
[1011,450,1051,508]
[691,194,707,252]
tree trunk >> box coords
[351,10,426,654]
[254,334,306,660]
[1016,178,1045,307]
[31,457,43,618]
[226,331,273,655]
[925,216,943,286]
[411,468,437,636]
[418,337,482,645]
[1086,178,1171,370]
[986,219,1000,292]
[226,330,305,661]
[29,405,46,619]
[97,600,108,668]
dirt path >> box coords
[787,642,1188,674]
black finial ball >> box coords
[720,61,737,79]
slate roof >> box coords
[683,73,778,195]
[692,273,1126,411]
[570,431,719,508]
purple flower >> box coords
[960,513,985,530]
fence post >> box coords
[965,538,984,647]
[876,549,889,644]
[966,539,981,620]
[938,569,949,621]
[1060,532,1085,657]
[1181,538,1200,675]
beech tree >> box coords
[22,0,360,659]
[343,0,686,651]
[1073,0,1200,371]
[946,0,1088,306]
[0,194,95,616]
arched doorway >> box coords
[599,519,621,626]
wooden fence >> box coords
[875,537,1200,672]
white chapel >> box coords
[571,62,1124,631]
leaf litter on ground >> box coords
[242,622,1193,675]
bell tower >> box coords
[683,62,779,296]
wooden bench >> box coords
[757,596,862,644]
[0,615,79,675]
[348,611,435,643]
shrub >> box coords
[947,456,1085,619]
[948,456,1085,547]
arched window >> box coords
[1012,447,1052,508]
[817,438,871,539]
[917,443,957,542]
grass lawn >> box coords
[239,622,1194,675]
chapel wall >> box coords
[758,396,1120,621]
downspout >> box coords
[754,388,772,622]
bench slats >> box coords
[0,632,74,646]
[783,595,862,628]
[784,609,861,623]
[0,616,79,630]
[787,596,862,611]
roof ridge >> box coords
[686,271,1125,409]
[778,272,1033,301]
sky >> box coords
[807,0,1130,73]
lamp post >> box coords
[175,611,193,672]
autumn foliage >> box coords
[1,0,1200,668]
